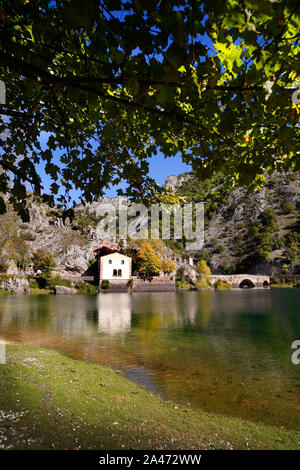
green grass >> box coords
[0,345,299,450]
[28,287,52,295]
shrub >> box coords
[267,179,277,188]
[176,267,186,283]
[161,259,177,275]
[29,278,39,289]
[281,202,296,214]
[196,260,211,276]
[286,232,300,245]
[222,261,236,274]
[34,274,52,289]
[0,289,13,295]
[87,258,96,268]
[33,274,72,290]
[75,281,86,292]
[196,251,209,262]
[101,280,110,290]
[46,209,62,219]
[215,280,231,290]
[51,275,73,288]
[285,243,298,266]
[196,276,210,289]
[10,239,30,271]
[72,210,100,231]
[175,267,191,287]
[259,208,278,230]
[176,280,190,288]
[0,255,8,273]
[281,264,289,274]
[32,251,56,274]
[76,281,98,294]
[0,273,15,280]
[273,236,285,249]
[289,173,299,182]
[257,247,271,261]
[21,231,36,241]
[195,260,211,289]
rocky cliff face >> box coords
[166,171,300,275]
[163,173,191,189]
[0,200,106,279]
[0,276,29,293]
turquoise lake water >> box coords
[0,289,299,429]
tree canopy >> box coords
[196,259,211,276]
[161,258,177,275]
[0,0,299,219]
[136,241,162,278]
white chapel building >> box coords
[98,251,132,282]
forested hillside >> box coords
[165,171,300,275]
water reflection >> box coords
[0,290,299,429]
[97,293,131,335]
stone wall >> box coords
[100,279,130,292]
[132,276,175,292]
[99,276,175,292]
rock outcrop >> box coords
[163,173,191,189]
[0,276,29,293]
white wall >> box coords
[100,252,131,280]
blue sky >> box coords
[36,132,192,203]
[105,152,192,197]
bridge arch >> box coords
[239,279,255,288]
[263,280,269,287]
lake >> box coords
[0,289,299,429]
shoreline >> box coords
[0,344,299,450]
[0,285,300,296]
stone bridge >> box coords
[210,274,270,288]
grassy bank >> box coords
[0,345,299,450]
